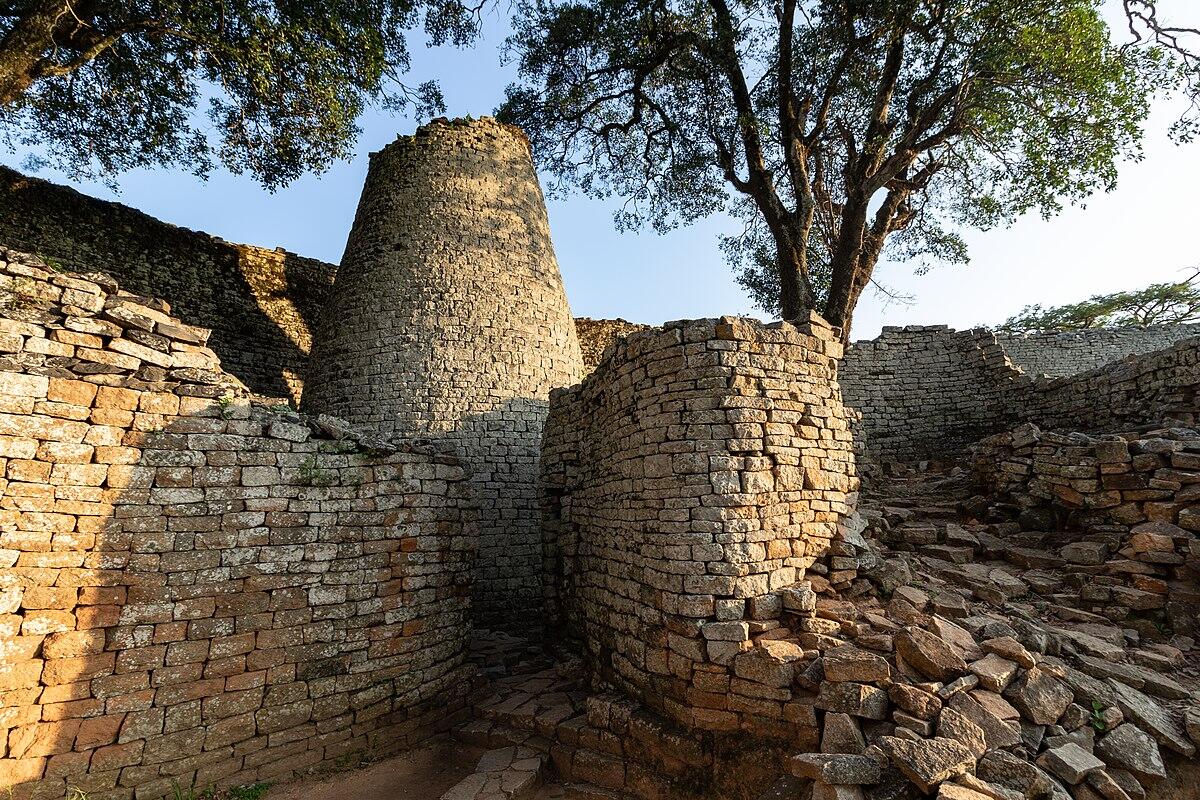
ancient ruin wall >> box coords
[574,318,652,372]
[0,251,476,799]
[839,326,1032,463]
[971,422,1200,634]
[996,324,1200,377]
[541,315,858,732]
[302,118,584,634]
[841,325,1200,462]
[1023,337,1200,432]
[0,166,336,402]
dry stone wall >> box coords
[302,118,584,635]
[573,318,652,373]
[842,326,1200,463]
[971,421,1200,634]
[0,167,336,403]
[0,250,476,800]
[839,326,1031,463]
[1022,337,1199,433]
[541,314,858,734]
[996,324,1200,377]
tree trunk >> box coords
[823,198,869,337]
[772,220,816,321]
[0,0,77,106]
[777,241,805,321]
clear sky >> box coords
[6,8,1199,342]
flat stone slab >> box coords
[880,735,976,794]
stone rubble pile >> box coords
[969,422,1200,635]
[441,464,1199,800]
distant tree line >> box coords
[1000,270,1200,332]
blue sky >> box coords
[6,10,1200,341]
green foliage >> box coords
[1089,700,1107,732]
[300,454,337,487]
[216,393,237,420]
[0,1,485,188]
[1000,271,1200,332]
[226,784,271,800]
[500,0,1173,330]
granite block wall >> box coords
[302,118,584,635]
[971,422,1200,633]
[0,167,336,403]
[573,318,652,373]
[838,326,1032,463]
[541,314,858,733]
[1023,337,1199,433]
[841,326,1200,463]
[0,250,476,800]
[996,324,1200,378]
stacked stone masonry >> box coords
[0,250,477,800]
[995,325,1200,378]
[0,166,336,403]
[302,117,584,635]
[971,422,1200,634]
[838,326,1029,463]
[573,318,652,373]
[541,314,859,735]
[840,325,1200,463]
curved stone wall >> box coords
[0,250,476,799]
[839,326,1032,462]
[996,324,1200,378]
[541,315,858,732]
[302,118,584,633]
[0,166,335,402]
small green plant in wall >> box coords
[216,393,237,420]
[226,785,270,800]
[1089,700,1107,732]
[300,454,337,487]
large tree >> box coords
[498,0,1183,339]
[0,0,483,188]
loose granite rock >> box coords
[822,712,868,755]
[879,735,977,794]
[1095,724,1166,784]
[948,693,1022,749]
[1107,680,1196,757]
[817,682,890,720]
[790,753,883,785]
[824,646,892,683]
[889,683,944,721]
[1036,743,1105,785]
[1004,667,1073,726]
[897,627,970,682]
[937,707,988,757]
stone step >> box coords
[439,746,547,800]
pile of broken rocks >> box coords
[783,467,1199,800]
[784,583,1195,800]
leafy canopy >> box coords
[0,0,483,189]
[499,0,1178,334]
[1000,270,1200,332]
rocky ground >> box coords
[420,465,1200,800]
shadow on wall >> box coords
[455,398,551,635]
[0,258,476,800]
[300,118,585,636]
[0,166,337,402]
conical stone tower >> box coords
[303,117,584,634]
